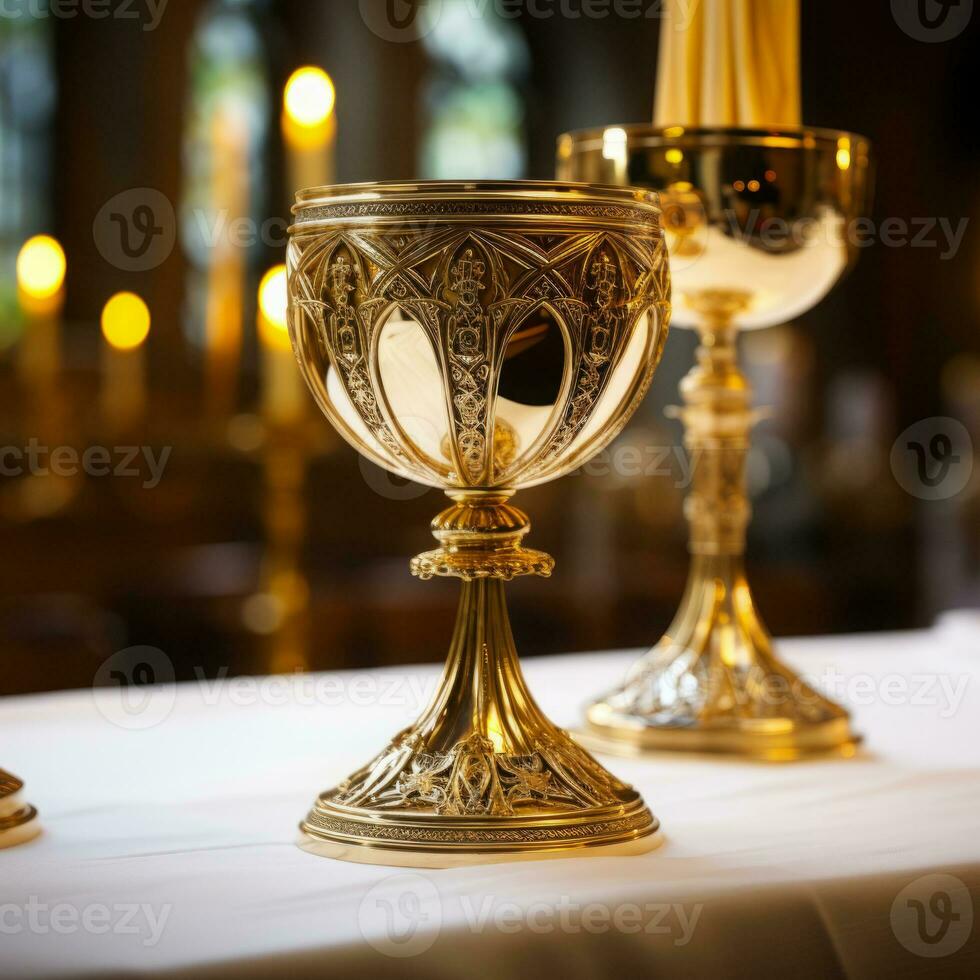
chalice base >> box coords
[582,557,861,762]
[0,770,40,850]
[300,579,659,866]
[298,801,661,868]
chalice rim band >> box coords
[557,123,872,152]
[290,179,662,225]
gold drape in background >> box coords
[654,0,801,127]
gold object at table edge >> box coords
[559,127,870,760]
[0,769,40,849]
[287,181,670,864]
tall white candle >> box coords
[100,291,150,432]
[654,0,801,128]
[258,264,304,427]
[283,66,336,192]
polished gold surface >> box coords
[0,769,40,849]
[559,127,871,759]
[287,180,670,863]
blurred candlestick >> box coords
[16,235,67,461]
[16,235,65,391]
[283,66,336,194]
[101,291,150,431]
[258,264,303,426]
[256,262,309,674]
[205,105,248,418]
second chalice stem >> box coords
[663,313,795,692]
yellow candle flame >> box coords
[101,291,151,350]
[17,235,66,300]
[284,67,335,129]
[258,265,290,350]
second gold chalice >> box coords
[560,126,873,760]
[287,180,670,864]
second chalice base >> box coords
[582,557,860,762]
[0,770,40,850]
[300,573,659,867]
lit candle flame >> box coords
[101,291,151,350]
[17,235,66,301]
[284,67,336,129]
[258,264,289,349]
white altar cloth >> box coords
[2,615,979,978]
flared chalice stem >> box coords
[585,297,859,760]
[0,768,40,849]
[300,492,658,865]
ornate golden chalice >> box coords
[286,180,670,865]
[0,769,39,849]
[559,126,872,760]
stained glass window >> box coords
[419,1,528,180]
[180,0,273,353]
[0,8,55,348]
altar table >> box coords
[2,616,979,978]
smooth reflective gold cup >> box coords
[559,127,873,760]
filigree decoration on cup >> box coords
[286,213,669,491]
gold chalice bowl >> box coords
[286,180,670,865]
[559,126,873,760]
